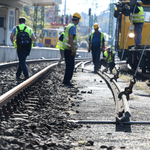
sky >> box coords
[59,0,113,16]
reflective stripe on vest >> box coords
[62,23,77,50]
[132,6,144,23]
[90,31,104,50]
[56,32,65,50]
[104,51,114,63]
[14,24,33,49]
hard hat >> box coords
[93,23,99,29]
[107,45,111,50]
[72,12,81,21]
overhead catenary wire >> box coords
[133,32,150,77]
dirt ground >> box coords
[68,64,150,150]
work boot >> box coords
[23,76,29,80]
[62,81,74,87]
[16,76,21,80]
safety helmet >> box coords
[107,45,111,50]
[93,23,99,29]
[72,12,81,21]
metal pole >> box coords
[134,32,150,77]
[68,120,150,124]
[64,0,66,24]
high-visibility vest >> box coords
[132,6,145,23]
[56,32,65,50]
[104,51,114,63]
[90,31,104,50]
[62,23,77,50]
[14,24,33,49]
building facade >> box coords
[0,0,61,46]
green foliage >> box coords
[77,34,89,44]
[24,6,31,16]
[80,41,88,48]
[19,6,34,29]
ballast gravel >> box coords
[0,62,150,150]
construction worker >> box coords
[62,12,81,86]
[56,26,66,64]
[99,47,115,74]
[10,17,36,80]
[88,23,105,73]
[130,2,144,48]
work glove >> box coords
[88,47,91,52]
[102,47,105,53]
[71,47,76,57]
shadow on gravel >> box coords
[116,124,131,132]
[147,82,150,86]
[120,70,150,82]
[134,94,150,97]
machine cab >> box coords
[39,28,64,48]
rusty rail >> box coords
[0,63,58,108]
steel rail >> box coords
[68,120,150,124]
[0,58,89,68]
[0,58,59,68]
[97,71,131,122]
[0,63,58,107]
[74,62,83,72]
[69,61,131,125]
[83,62,131,122]
[81,61,92,72]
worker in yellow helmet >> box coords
[88,23,105,73]
[62,12,81,86]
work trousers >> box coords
[63,49,75,83]
[16,51,29,78]
[59,49,65,62]
[91,47,101,71]
[134,23,143,47]
[99,59,115,72]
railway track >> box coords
[70,61,131,125]
[0,59,149,123]
[0,60,80,149]
[0,59,149,149]
[0,60,131,123]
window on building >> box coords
[0,17,4,27]
[9,16,14,31]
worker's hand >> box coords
[71,52,76,56]
[71,47,76,57]
[88,47,90,52]
[102,47,105,53]
[104,58,107,62]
